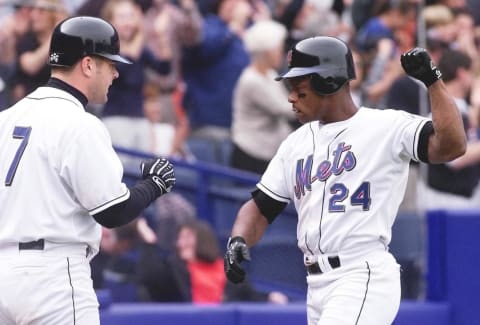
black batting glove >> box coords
[224,236,251,284]
[140,158,176,197]
[401,47,442,88]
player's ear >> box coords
[80,56,94,77]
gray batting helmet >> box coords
[276,36,356,95]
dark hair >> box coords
[180,220,220,263]
[371,0,414,17]
[115,220,140,242]
[437,49,472,82]
[450,6,472,18]
[276,0,305,30]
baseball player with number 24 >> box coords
[0,17,175,324]
[224,36,466,324]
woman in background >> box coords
[230,19,295,174]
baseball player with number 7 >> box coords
[224,36,466,324]
[0,17,175,324]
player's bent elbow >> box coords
[432,141,467,163]
[450,137,467,160]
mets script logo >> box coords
[294,142,357,199]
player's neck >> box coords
[319,94,358,124]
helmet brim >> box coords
[275,66,323,81]
[100,53,132,64]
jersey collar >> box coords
[46,78,88,108]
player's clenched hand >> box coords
[400,47,442,88]
[224,236,251,283]
[140,158,175,196]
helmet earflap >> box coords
[310,74,346,96]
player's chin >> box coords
[295,113,311,124]
[93,95,109,105]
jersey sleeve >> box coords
[256,139,291,203]
[391,110,430,162]
[59,116,129,215]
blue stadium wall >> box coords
[97,209,480,325]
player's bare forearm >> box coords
[231,199,269,246]
[448,141,480,170]
[428,80,467,163]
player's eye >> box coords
[283,80,293,92]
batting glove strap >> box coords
[140,158,176,196]
[401,47,442,88]
[224,236,251,284]
[146,176,169,197]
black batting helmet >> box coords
[276,36,356,95]
[48,16,131,67]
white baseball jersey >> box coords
[257,107,429,256]
[0,87,129,255]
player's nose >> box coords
[288,92,298,103]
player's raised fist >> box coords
[224,236,251,283]
[140,158,176,196]
[401,47,442,88]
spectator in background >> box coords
[91,218,157,294]
[349,47,366,107]
[137,81,192,159]
[74,0,107,17]
[361,37,406,108]
[274,0,345,53]
[356,0,417,107]
[350,0,373,32]
[355,0,415,54]
[416,49,480,213]
[101,0,171,118]
[100,0,171,167]
[451,7,478,71]
[230,20,294,174]
[11,0,67,102]
[143,0,203,125]
[0,0,32,110]
[180,0,255,142]
[437,0,467,10]
[423,4,456,48]
[137,219,289,304]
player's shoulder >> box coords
[285,122,312,142]
[28,87,84,111]
[276,122,314,153]
[30,87,104,130]
[358,106,425,123]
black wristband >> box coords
[92,179,159,228]
[228,236,246,246]
[423,71,441,88]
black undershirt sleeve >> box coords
[251,188,288,224]
[418,121,434,164]
[92,179,159,228]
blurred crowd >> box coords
[2,0,480,303]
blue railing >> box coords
[115,146,261,225]
[114,146,305,298]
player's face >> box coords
[285,76,328,123]
[89,57,119,104]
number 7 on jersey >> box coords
[5,126,32,186]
